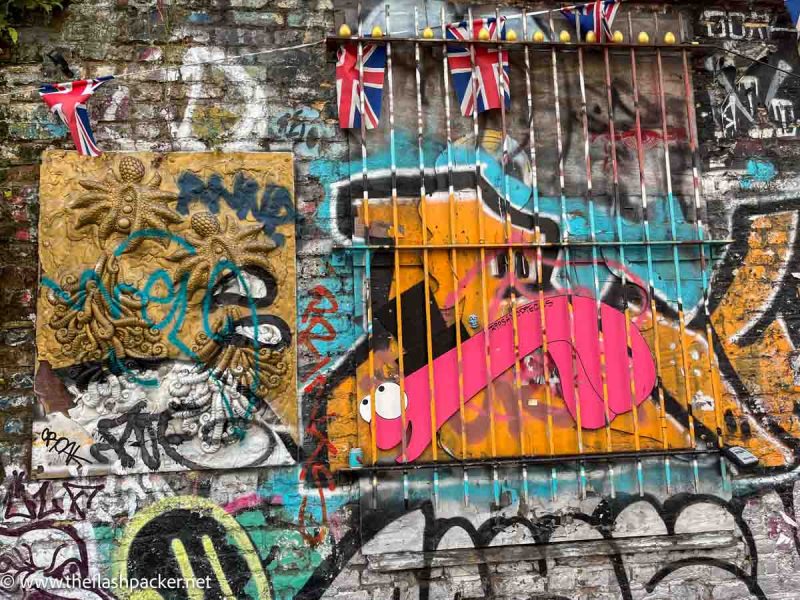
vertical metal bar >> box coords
[414,5,442,510]
[678,11,724,429]
[549,10,583,495]
[494,8,527,462]
[356,2,379,503]
[542,27,561,501]
[356,5,370,249]
[522,10,554,500]
[628,13,696,450]
[441,5,465,505]
[466,9,499,501]
[601,32,668,495]
[385,5,409,499]
[494,7,529,510]
[627,12,687,495]
[680,11,723,490]
[575,12,617,499]
[654,13,694,496]
[440,7,466,461]
[522,11,557,473]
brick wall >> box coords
[1,2,800,599]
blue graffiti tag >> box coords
[41,229,266,432]
[176,171,294,245]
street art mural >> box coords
[0,469,111,599]
[0,459,796,600]
[700,9,800,140]
[300,7,800,471]
[10,2,800,600]
[33,151,298,477]
[310,22,729,466]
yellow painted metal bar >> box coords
[549,10,585,458]
[496,7,526,458]
[467,7,498,461]
[385,6,408,465]
[680,13,725,448]
[356,4,379,467]
[414,7,440,470]
[575,15,615,459]
[626,14,677,455]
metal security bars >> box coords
[327,2,729,505]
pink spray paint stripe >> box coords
[375,294,657,463]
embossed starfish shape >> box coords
[73,156,181,250]
[170,211,276,297]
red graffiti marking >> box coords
[297,286,341,546]
[299,404,338,547]
[592,127,687,171]
[591,127,687,151]
[299,285,338,393]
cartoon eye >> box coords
[358,382,408,423]
[359,395,372,422]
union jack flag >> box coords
[446,17,510,117]
[39,76,113,157]
[336,43,386,129]
[562,0,621,41]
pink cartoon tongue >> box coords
[373,295,656,463]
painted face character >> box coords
[360,294,656,462]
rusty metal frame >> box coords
[342,6,730,499]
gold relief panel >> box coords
[34,151,298,477]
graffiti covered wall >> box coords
[2,0,800,599]
[34,151,298,477]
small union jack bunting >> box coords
[39,76,113,157]
[336,42,387,129]
[446,17,510,117]
[562,0,621,41]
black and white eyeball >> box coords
[358,382,408,423]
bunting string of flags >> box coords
[0,39,325,156]
[561,0,620,42]
[8,0,800,155]
[445,17,510,117]
[39,76,114,157]
[336,42,387,129]
[334,2,623,127]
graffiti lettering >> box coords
[275,109,321,150]
[176,171,294,244]
[40,427,89,466]
[299,285,338,392]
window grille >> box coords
[326,3,730,507]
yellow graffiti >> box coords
[170,538,205,600]
[201,535,236,599]
[129,591,165,600]
[114,496,270,599]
